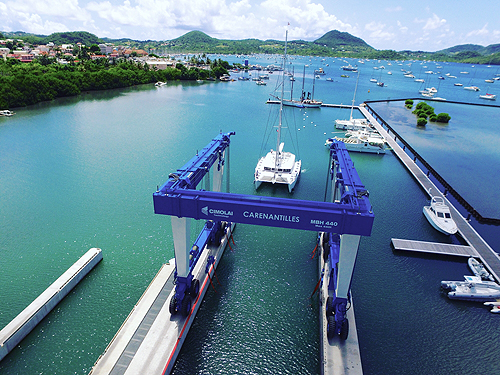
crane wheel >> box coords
[169,296,177,315]
[190,279,200,297]
[327,316,336,339]
[180,296,192,317]
[340,318,349,340]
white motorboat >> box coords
[441,276,500,302]
[479,93,496,100]
[423,196,458,235]
[328,134,386,154]
[468,257,495,281]
[155,81,166,87]
[254,30,301,193]
[334,118,370,130]
[464,86,480,91]
[0,109,15,116]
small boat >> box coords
[423,196,458,235]
[414,78,425,83]
[441,276,500,302]
[377,82,385,87]
[468,257,495,281]
[454,83,463,86]
[404,73,415,78]
[155,81,167,87]
[196,79,204,83]
[328,133,386,154]
[464,86,480,91]
[0,109,15,116]
[256,80,267,85]
[484,301,500,313]
[485,79,494,83]
[369,78,377,83]
[341,64,357,72]
[479,93,496,100]
[314,68,326,75]
[326,77,333,82]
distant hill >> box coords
[437,43,500,56]
[172,31,217,45]
[3,30,101,46]
[314,30,374,50]
[44,31,101,46]
[1,29,499,64]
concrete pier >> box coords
[0,248,103,362]
[89,224,235,375]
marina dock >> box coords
[266,100,356,109]
[358,104,500,283]
[391,239,478,257]
[89,224,234,375]
[0,248,102,362]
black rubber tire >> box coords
[180,296,192,317]
[340,318,349,340]
[169,296,177,315]
[190,279,200,297]
[327,315,336,339]
[326,296,333,317]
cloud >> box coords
[364,21,394,41]
[397,20,408,33]
[5,0,90,22]
[385,6,402,12]
[416,13,446,31]
[466,23,489,38]
[82,0,357,41]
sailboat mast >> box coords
[275,29,287,171]
[350,70,360,120]
[301,65,306,100]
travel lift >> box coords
[153,132,374,339]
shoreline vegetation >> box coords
[0,57,231,109]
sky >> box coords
[0,0,499,52]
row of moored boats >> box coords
[441,257,500,313]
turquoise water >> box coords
[1,57,499,375]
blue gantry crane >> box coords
[153,132,374,339]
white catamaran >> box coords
[254,29,301,193]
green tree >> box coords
[436,113,451,123]
[417,118,427,126]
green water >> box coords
[1,62,500,375]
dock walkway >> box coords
[0,248,102,362]
[358,105,500,283]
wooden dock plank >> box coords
[391,238,478,257]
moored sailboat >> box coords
[254,29,301,193]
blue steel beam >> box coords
[154,190,373,235]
